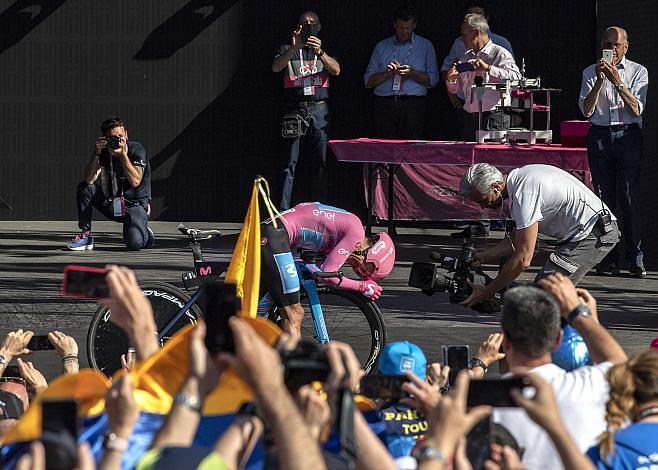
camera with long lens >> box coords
[408,242,502,314]
[105,135,121,150]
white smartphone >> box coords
[602,49,613,64]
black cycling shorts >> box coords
[260,223,300,307]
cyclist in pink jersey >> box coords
[261,202,396,337]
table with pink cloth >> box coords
[328,138,591,229]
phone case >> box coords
[61,265,109,298]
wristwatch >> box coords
[173,392,202,413]
[615,82,625,92]
[0,354,7,367]
[102,432,129,453]
[567,304,592,325]
[413,445,448,463]
[468,357,488,374]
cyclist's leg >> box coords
[260,223,304,337]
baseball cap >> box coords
[552,325,592,371]
[378,341,427,379]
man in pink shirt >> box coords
[261,202,396,337]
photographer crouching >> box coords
[67,117,154,251]
[456,163,619,308]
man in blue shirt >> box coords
[364,5,438,139]
[441,1,514,141]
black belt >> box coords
[377,95,426,101]
[591,123,640,132]
[285,100,327,108]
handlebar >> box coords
[314,271,343,279]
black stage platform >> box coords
[1,221,656,381]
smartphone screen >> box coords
[602,49,613,64]
[443,345,469,386]
[62,265,109,299]
[360,374,409,400]
[456,61,476,73]
[42,399,79,437]
[27,335,55,351]
[466,416,491,468]
[300,23,319,44]
[467,378,530,408]
[203,283,240,354]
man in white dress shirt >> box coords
[579,26,648,278]
[445,13,520,141]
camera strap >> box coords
[336,386,358,466]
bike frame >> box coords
[158,237,332,344]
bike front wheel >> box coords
[87,281,203,376]
[269,287,387,374]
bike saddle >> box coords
[177,223,222,241]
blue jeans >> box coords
[76,182,150,251]
[586,125,643,265]
[280,101,329,210]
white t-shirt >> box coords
[493,362,612,470]
[506,165,616,243]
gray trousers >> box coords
[535,221,620,285]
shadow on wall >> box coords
[149,73,281,222]
[0,0,67,56]
[134,0,239,60]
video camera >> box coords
[408,242,502,314]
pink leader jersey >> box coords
[279,202,365,290]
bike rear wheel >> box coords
[87,281,203,376]
[268,287,386,374]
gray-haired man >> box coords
[458,163,619,308]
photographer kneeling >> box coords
[67,117,153,251]
[457,163,619,308]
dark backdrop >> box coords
[4,0,654,259]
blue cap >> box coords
[378,341,427,379]
[552,325,592,371]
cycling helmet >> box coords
[364,232,396,281]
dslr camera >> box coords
[408,242,502,314]
[105,135,121,150]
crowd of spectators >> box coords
[1,265,656,470]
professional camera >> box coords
[280,340,331,392]
[408,242,502,314]
[105,135,121,150]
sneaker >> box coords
[144,227,155,249]
[450,223,489,239]
[595,262,619,276]
[630,262,647,278]
[67,232,95,251]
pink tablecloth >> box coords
[329,138,591,221]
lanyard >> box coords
[392,39,413,65]
[298,49,318,76]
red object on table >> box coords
[329,138,591,222]
[560,120,591,148]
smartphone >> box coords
[602,49,613,64]
[456,61,476,73]
[62,265,110,299]
[467,378,531,408]
[360,374,409,400]
[281,340,331,392]
[300,22,319,44]
[203,283,240,354]
[27,335,55,351]
[41,399,79,467]
[466,416,492,469]
[443,345,469,386]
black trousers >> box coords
[586,125,643,265]
[373,95,427,139]
[76,182,150,251]
[280,102,329,210]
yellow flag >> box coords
[225,179,262,318]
